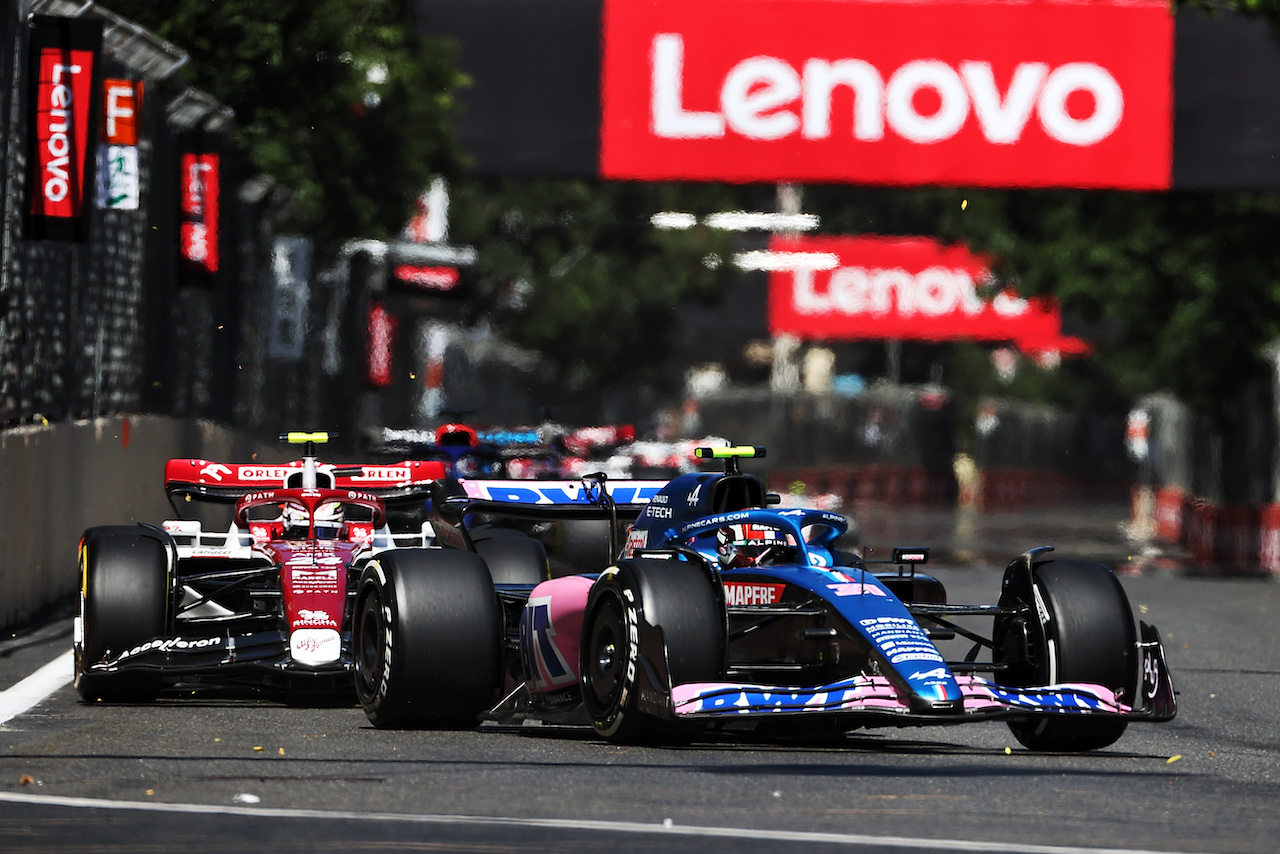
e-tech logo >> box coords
[600,0,1173,189]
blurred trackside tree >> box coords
[936,189,1280,422]
[935,0,1280,426]
[448,179,741,394]
[106,0,465,257]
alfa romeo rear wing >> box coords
[164,458,449,508]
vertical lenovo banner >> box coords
[766,235,1088,356]
[25,16,102,241]
[601,0,1173,189]
[180,149,220,274]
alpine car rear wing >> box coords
[429,475,668,556]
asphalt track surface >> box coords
[2,500,1278,854]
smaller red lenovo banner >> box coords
[393,264,460,292]
[366,302,398,387]
[766,235,1088,356]
[180,152,220,274]
[25,17,102,241]
[601,0,1173,189]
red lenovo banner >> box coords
[601,0,1173,189]
[25,17,102,241]
[767,235,1088,356]
[180,151,220,274]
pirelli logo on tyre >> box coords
[600,0,1173,189]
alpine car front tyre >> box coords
[354,549,502,728]
[996,558,1137,752]
[75,526,170,703]
[580,558,724,743]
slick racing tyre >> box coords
[472,531,549,585]
[580,558,725,743]
[354,549,502,728]
[75,526,171,703]
[995,558,1138,751]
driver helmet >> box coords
[715,523,797,568]
[282,502,344,539]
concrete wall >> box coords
[0,417,270,632]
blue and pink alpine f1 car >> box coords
[354,446,1176,750]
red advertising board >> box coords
[101,78,143,145]
[601,0,1173,189]
[392,264,460,293]
[25,17,102,240]
[366,302,398,387]
[180,152,220,274]
[766,235,1088,355]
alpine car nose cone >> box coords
[290,628,341,666]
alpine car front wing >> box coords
[669,622,1176,727]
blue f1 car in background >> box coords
[353,446,1175,751]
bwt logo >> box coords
[651,34,1122,147]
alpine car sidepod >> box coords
[354,446,1176,750]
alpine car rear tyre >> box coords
[354,549,502,728]
[580,558,724,743]
[995,558,1137,751]
[473,534,549,585]
[75,527,170,703]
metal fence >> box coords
[3,1,221,426]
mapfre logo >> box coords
[601,0,1173,189]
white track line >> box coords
[0,791,1212,854]
[0,649,73,725]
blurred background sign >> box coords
[599,0,1173,188]
[417,0,1280,190]
[765,236,1088,357]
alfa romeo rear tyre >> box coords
[354,549,502,728]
